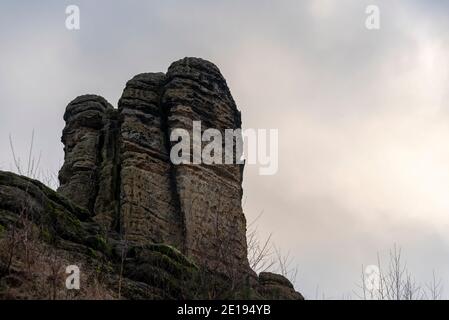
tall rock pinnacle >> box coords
[58,58,249,277]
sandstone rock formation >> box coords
[0,57,303,300]
[258,272,305,300]
[58,58,247,277]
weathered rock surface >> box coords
[258,272,305,300]
[58,95,114,214]
[58,58,248,278]
[0,171,302,299]
[0,171,199,299]
[1,57,303,300]
[117,72,183,249]
[164,58,248,275]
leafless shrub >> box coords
[273,245,298,284]
[425,270,444,300]
[247,211,275,273]
[8,130,59,189]
[246,212,299,285]
[0,223,115,300]
[356,244,444,300]
[117,238,129,300]
[0,176,113,299]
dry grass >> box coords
[0,220,115,300]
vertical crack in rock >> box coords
[111,112,123,235]
[158,79,187,254]
[94,107,122,234]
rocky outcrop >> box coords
[0,171,302,299]
[1,57,303,300]
[58,58,248,279]
[0,171,199,299]
[1,170,93,245]
[257,272,304,300]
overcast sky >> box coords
[1,0,449,299]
